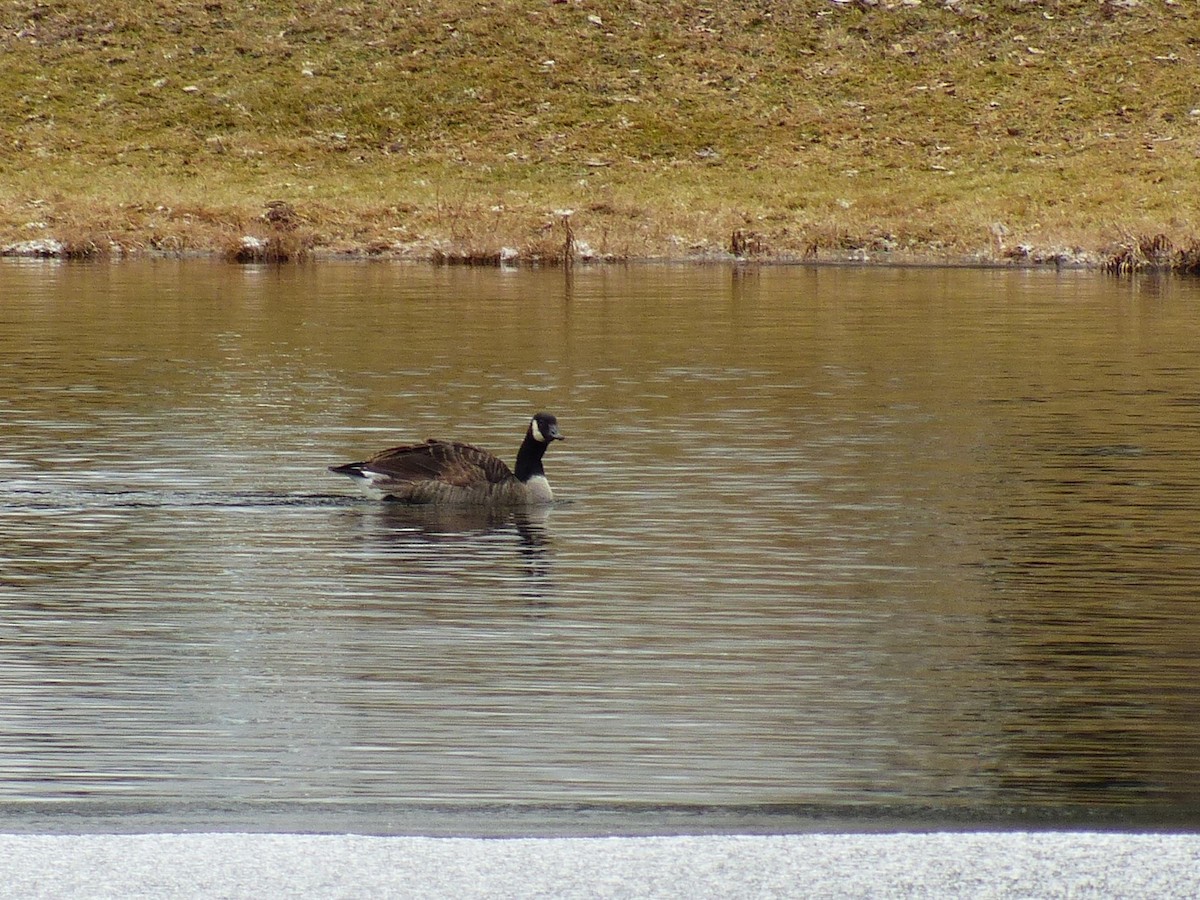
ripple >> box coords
[2,262,1200,823]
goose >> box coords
[329,412,564,506]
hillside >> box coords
[1,0,1197,265]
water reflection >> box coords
[340,503,555,604]
[2,260,1200,827]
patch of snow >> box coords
[0,833,1197,899]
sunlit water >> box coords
[2,260,1199,832]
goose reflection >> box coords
[348,502,555,603]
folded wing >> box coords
[355,439,514,488]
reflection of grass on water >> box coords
[2,0,1198,268]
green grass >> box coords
[1,0,1198,264]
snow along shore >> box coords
[1,832,1198,898]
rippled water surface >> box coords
[2,260,1199,832]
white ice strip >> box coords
[1,832,1198,899]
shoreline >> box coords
[3,799,1197,838]
[2,218,1195,275]
[2,235,1192,275]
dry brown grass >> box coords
[1,0,1198,267]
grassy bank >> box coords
[1,0,1198,267]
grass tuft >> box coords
[223,231,314,264]
[1177,242,1200,277]
[1103,234,1200,276]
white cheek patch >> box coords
[530,418,545,442]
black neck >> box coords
[514,430,548,482]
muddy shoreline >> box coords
[4,228,1196,275]
[0,236,1134,272]
[4,217,1198,276]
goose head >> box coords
[529,412,564,443]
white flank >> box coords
[340,469,392,499]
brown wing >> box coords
[362,439,513,487]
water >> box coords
[2,259,1199,833]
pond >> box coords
[1,259,1199,834]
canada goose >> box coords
[329,412,564,506]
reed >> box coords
[1104,234,1200,277]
